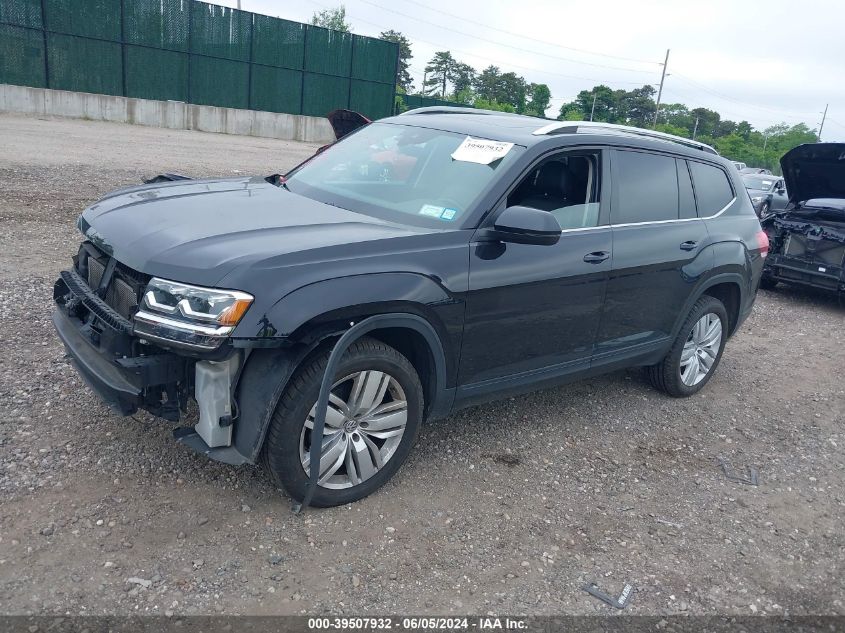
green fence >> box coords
[397,93,472,113]
[0,0,399,120]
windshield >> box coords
[742,174,775,191]
[285,122,523,226]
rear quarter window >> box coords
[689,161,734,216]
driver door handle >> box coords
[680,240,699,251]
[583,251,610,264]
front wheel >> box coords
[261,337,423,507]
[647,296,728,397]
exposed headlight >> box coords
[133,278,253,350]
[751,196,764,203]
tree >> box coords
[525,83,551,117]
[498,72,528,112]
[474,66,502,102]
[450,62,476,96]
[620,85,657,127]
[557,85,620,122]
[423,51,455,98]
[380,30,413,92]
[310,5,351,32]
[474,97,516,113]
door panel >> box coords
[771,180,789,212]
[594,221,712,359]
[593,149,713,360]
[458,228,612,386]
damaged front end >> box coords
[760,142,845,294]
[53,241,248,460]
[761,209,845,293]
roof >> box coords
[386,106,719,158]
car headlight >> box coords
[750,196,764,203]
[133,277,253,350]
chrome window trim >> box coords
[609,196,736,228]
[548,196,735,234]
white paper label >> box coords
[419,204,445,217]
[451,136,514,165]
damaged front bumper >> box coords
[53,262,253,465]
[762,216,845,292]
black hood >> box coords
[78,177,430,288]
[780,143,845,205]
[327,109,370,140]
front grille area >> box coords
[78,244,150,322]
[87,258,140,320]
[784,234,845,267]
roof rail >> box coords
[532,121,719,155]
[399,106,511,117]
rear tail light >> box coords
[755,230,769,258]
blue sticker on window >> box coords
[441,208,457,220]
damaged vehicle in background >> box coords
[760,143,845,294]
[743,173,788,217]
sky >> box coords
[214,0,845,139]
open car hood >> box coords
[780,143,845,205]
[327,109,371,140]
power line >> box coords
[660,88,809,130]
[303,0,649,85]
[354,0,658,74]
[671,72,817,119]
[396,0,661,66]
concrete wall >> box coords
[0,84,335,143]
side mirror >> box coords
[776,188,786,195]
[488,206,561,246]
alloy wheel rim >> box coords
[679,313,723,386]
[299,370,408,489]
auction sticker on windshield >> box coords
[451,136,514,165]
[419,204,459,220]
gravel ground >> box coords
[0,113,843,617]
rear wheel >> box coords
[261,337,423,507]
[647,296,728,397]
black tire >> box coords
[759,275,778,290]
[647,296,728,398]
[261,337,423,507]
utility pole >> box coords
[818,103,828,141]
[590,92,597,121]
[653,49,670,128]
[763,132,769,152]
[692,116,699,140]
[236,0,241,8]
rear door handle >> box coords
[583,251,610,263]
[680,240,699,251]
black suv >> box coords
[53,109,767,507]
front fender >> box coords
[234,272,463,380]
[230,311,452,465]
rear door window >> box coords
[689,161,735,216]
[612,150,679,224]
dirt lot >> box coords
[0,113,843,617]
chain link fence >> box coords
[0,0,399,120]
